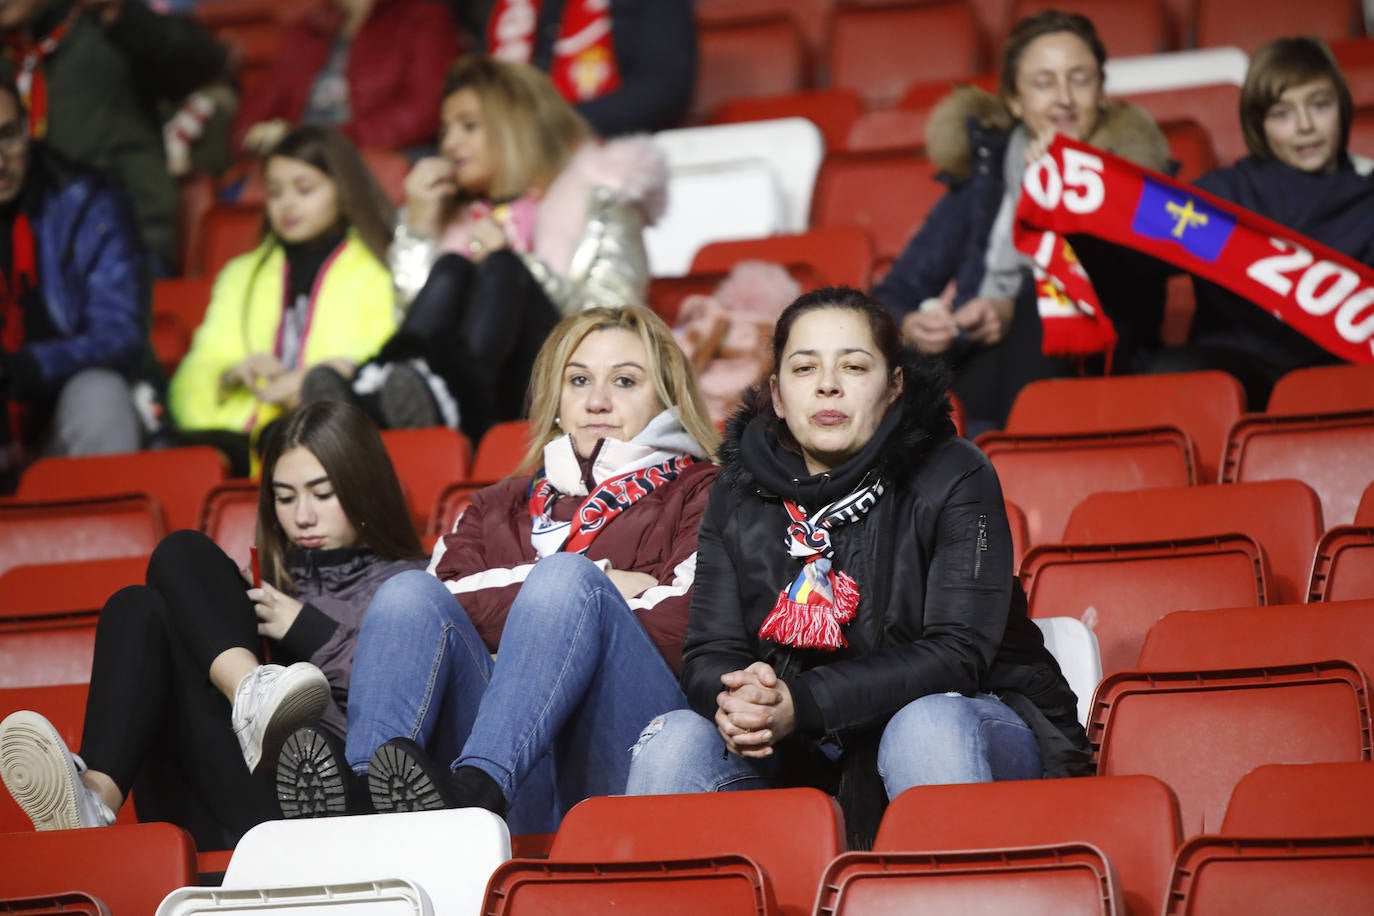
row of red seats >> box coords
[2,755,1371,912]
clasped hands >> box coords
[716,661,795,758]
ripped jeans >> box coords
[625,693,1041,797]
[346,556,689,827]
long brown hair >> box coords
[256,401,424,593]
[260,125,395,262]
[520,306,720,472]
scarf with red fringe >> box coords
[1014,134,1374,366]
[759,476,884,651]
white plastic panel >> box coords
[1033,616,1104,728]
[643,161,783,276]
[157,879,432,915]
[1104,47,1249,95]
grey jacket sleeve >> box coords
[518,187,650,315]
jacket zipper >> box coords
[973,514,988,580]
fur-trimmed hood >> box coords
[718,352,957,501]
[925,85,1171,182]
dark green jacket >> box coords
[22,0,226,269]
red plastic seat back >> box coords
[877,776,1181,916]
[1123,84,1244,167]
[1195,0,1359,53]
[1308,526,1374,602]
[1089,662,1373,836]
[711,89,864,153]
[1267,364,1374,415]
[1022,534,1269,679]
[1164,836,1374,916]
[483,855,777,915]
[1137,599,1374,689]
[1064,480,1323,606]
[0,822,193,910]
[693,14,807,122]
[428,481,486,538]
[197,204,265,279]
[1221,410,1374,527]
[817,843,1122,916]
[980,428,1197,547]
[0,495,164,578]
[1221,761,1374,837]
[1004,371,1244,484]
[811,150,943,262]
[829,1,981,108]
[198,480,261,572]
[472,421,534,483]
[17,447,226,534]
[1010,0,1167,57]
[550,789,843,916]
[380,427,472,536]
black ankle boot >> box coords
[448,765,508,817]
[368,738,508,816]
[277,726,371,818]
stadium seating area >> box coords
[2,1,1372,913]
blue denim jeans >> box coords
[346,555,689,827]
[625,692,1041,797]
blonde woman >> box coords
[305,55,667,440]
[279,306,717,831]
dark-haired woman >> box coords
[874,10,1170,432]
[626,287,1089,846]
[0,402,426,850]
[169,126,399,475]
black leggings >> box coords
[78,529,276,851]
[382,251,561,440]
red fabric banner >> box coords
[1014,134,1373,366]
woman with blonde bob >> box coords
[304,55,667,440]
[279,306,717,829]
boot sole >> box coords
[277,727,349,819]
[368,741,453,813]
[0,711,84,831]
[247,669,332,776]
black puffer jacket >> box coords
[682,355,1090,845]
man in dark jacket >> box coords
[0,0,227,273]
[0,78,147,484]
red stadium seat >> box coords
[17,447,227,533]
[198,480,261,572]
[1123,84,1244,168]
[829,1,982,108]
[1160,118,1219,184]
[1266,363,1374,415]
[1138,599,1374,685]
[151,276,214,375]
[0,892,108,914]
[1329,36,1374,108]
[1222,761,1374,837]
[1064,480,1323,606]
[1164,836,1374,915]
[711,88,863,152]
[695,0,834,65]
[816,843,1123,916]
[1089,661,1372,835]
[1003,371,1244,483]
[1308,526,1374,601]
[979,427,1197,546]
[484,855,777,915]
[1005,499,1027,571]
[1359,481,1374,524]
[1194,0,1361,53]
[546,789,843,916]
[428,481,486,538]
[380,427,472,536]
[195,204,264,279]
[811,150,943,263]
[692,15,807,123]
[471,421,534,483]
[691,226,876,290]
[876,776,1182,916]
[361,148,410,206]
[844,108,926,152]
[0,494,164,578]
[0,823,196,914]
[1022,534,1270,679]
[1221,410,1374,527]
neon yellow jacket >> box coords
[169,232,397,436]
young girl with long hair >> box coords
[0,401,426,850]
[169,126,399,475]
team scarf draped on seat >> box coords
[1013,134,1374,366]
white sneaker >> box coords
[232,663,331,774]
[0,710,116,830]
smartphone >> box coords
[249,546,261,588]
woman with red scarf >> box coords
[277,305,718,832]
